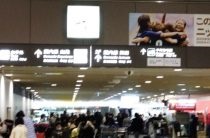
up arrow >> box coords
[140,48,147,55]
[94,54,102,63]
[34,49,43,58]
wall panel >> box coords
[0,0,30,43]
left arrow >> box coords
[34,49,43,58]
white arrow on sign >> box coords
[34,49,43,58]
[140,48,147,55]
[94,54,102,62]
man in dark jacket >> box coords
[129,113,144,138]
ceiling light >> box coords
[156,0,164,3]
[75,87,80,90]
[75,84,81,87]
[104,85,114,88]
[147,96,151,99]
[145,80,152,84]
[34,92,39,94]
[51,84,57,87]
[128,88,133,91]
[156,76,164,79]
[31,89,35,92]
[170,91,175,94]
[195,86,201,88]
[118,93,122,95]
[80,67,88,70]
[0,65,5,68]
[74,90,79,93]
[154,95,158,97]
[174,69,182,72]
[141,97,145,100]
[78,75,85,78]
[13,79,21,82]
[108,79,121,84]
[177,83,186,86]
[122,91,127,93]
[45,73,62,75]
[76,80,83,83]
[5,74,13,77]
[26,87,31,90]
[161,93,165,96]
[37,66,42,68]
[181,88,186,91]
[135,85,141,88]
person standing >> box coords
[129,113,144,138]
[9,117,27,138]
[16,111,36,138]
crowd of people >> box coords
[0,109,201,138]
[0,109,171,138]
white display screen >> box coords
[67,5,100,39]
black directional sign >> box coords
[0,44,209,68]
[0,44,90,67]
[91,45,186,68]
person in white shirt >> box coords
[9,117,27,138]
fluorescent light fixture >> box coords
[122,91,127,93]
[154,95,158,97]
[45,73,62,75]
[5,74,13,77]
[67,5,100,39]
[195,86,201,88]
[34,92,39,94]
[170,91,175,94]
[128,88,133,91]
[31,89,35,92]
[13,79,21,82]
[80,67,88,70]
[75,84,81,87]
[26,87,31,90]
[118,93,122,95]
[135,85,141,88]
[145,80,152,84]
[74,90,79,93]
[161,93,165,96]
[181,88,186,91]
[177,83,186,86]
[141,97,145,100]
[174,69,182,72]
[51,83,57,87]
[75,87,80,90]
[78,75,85,78]
[104,85,114,88]
[147,96,151,99]
[156,1,164,3]
[76,80,83,83]
[156,76,164,79]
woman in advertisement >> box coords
[131,14,188,47]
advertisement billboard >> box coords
[129,13,210,47]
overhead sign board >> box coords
[0,44,90,67]
[92,46,133,67]
[0,44,209,68]
[91,46,186,68]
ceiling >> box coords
[1,66,210,102]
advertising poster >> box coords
[129,13,210,47]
